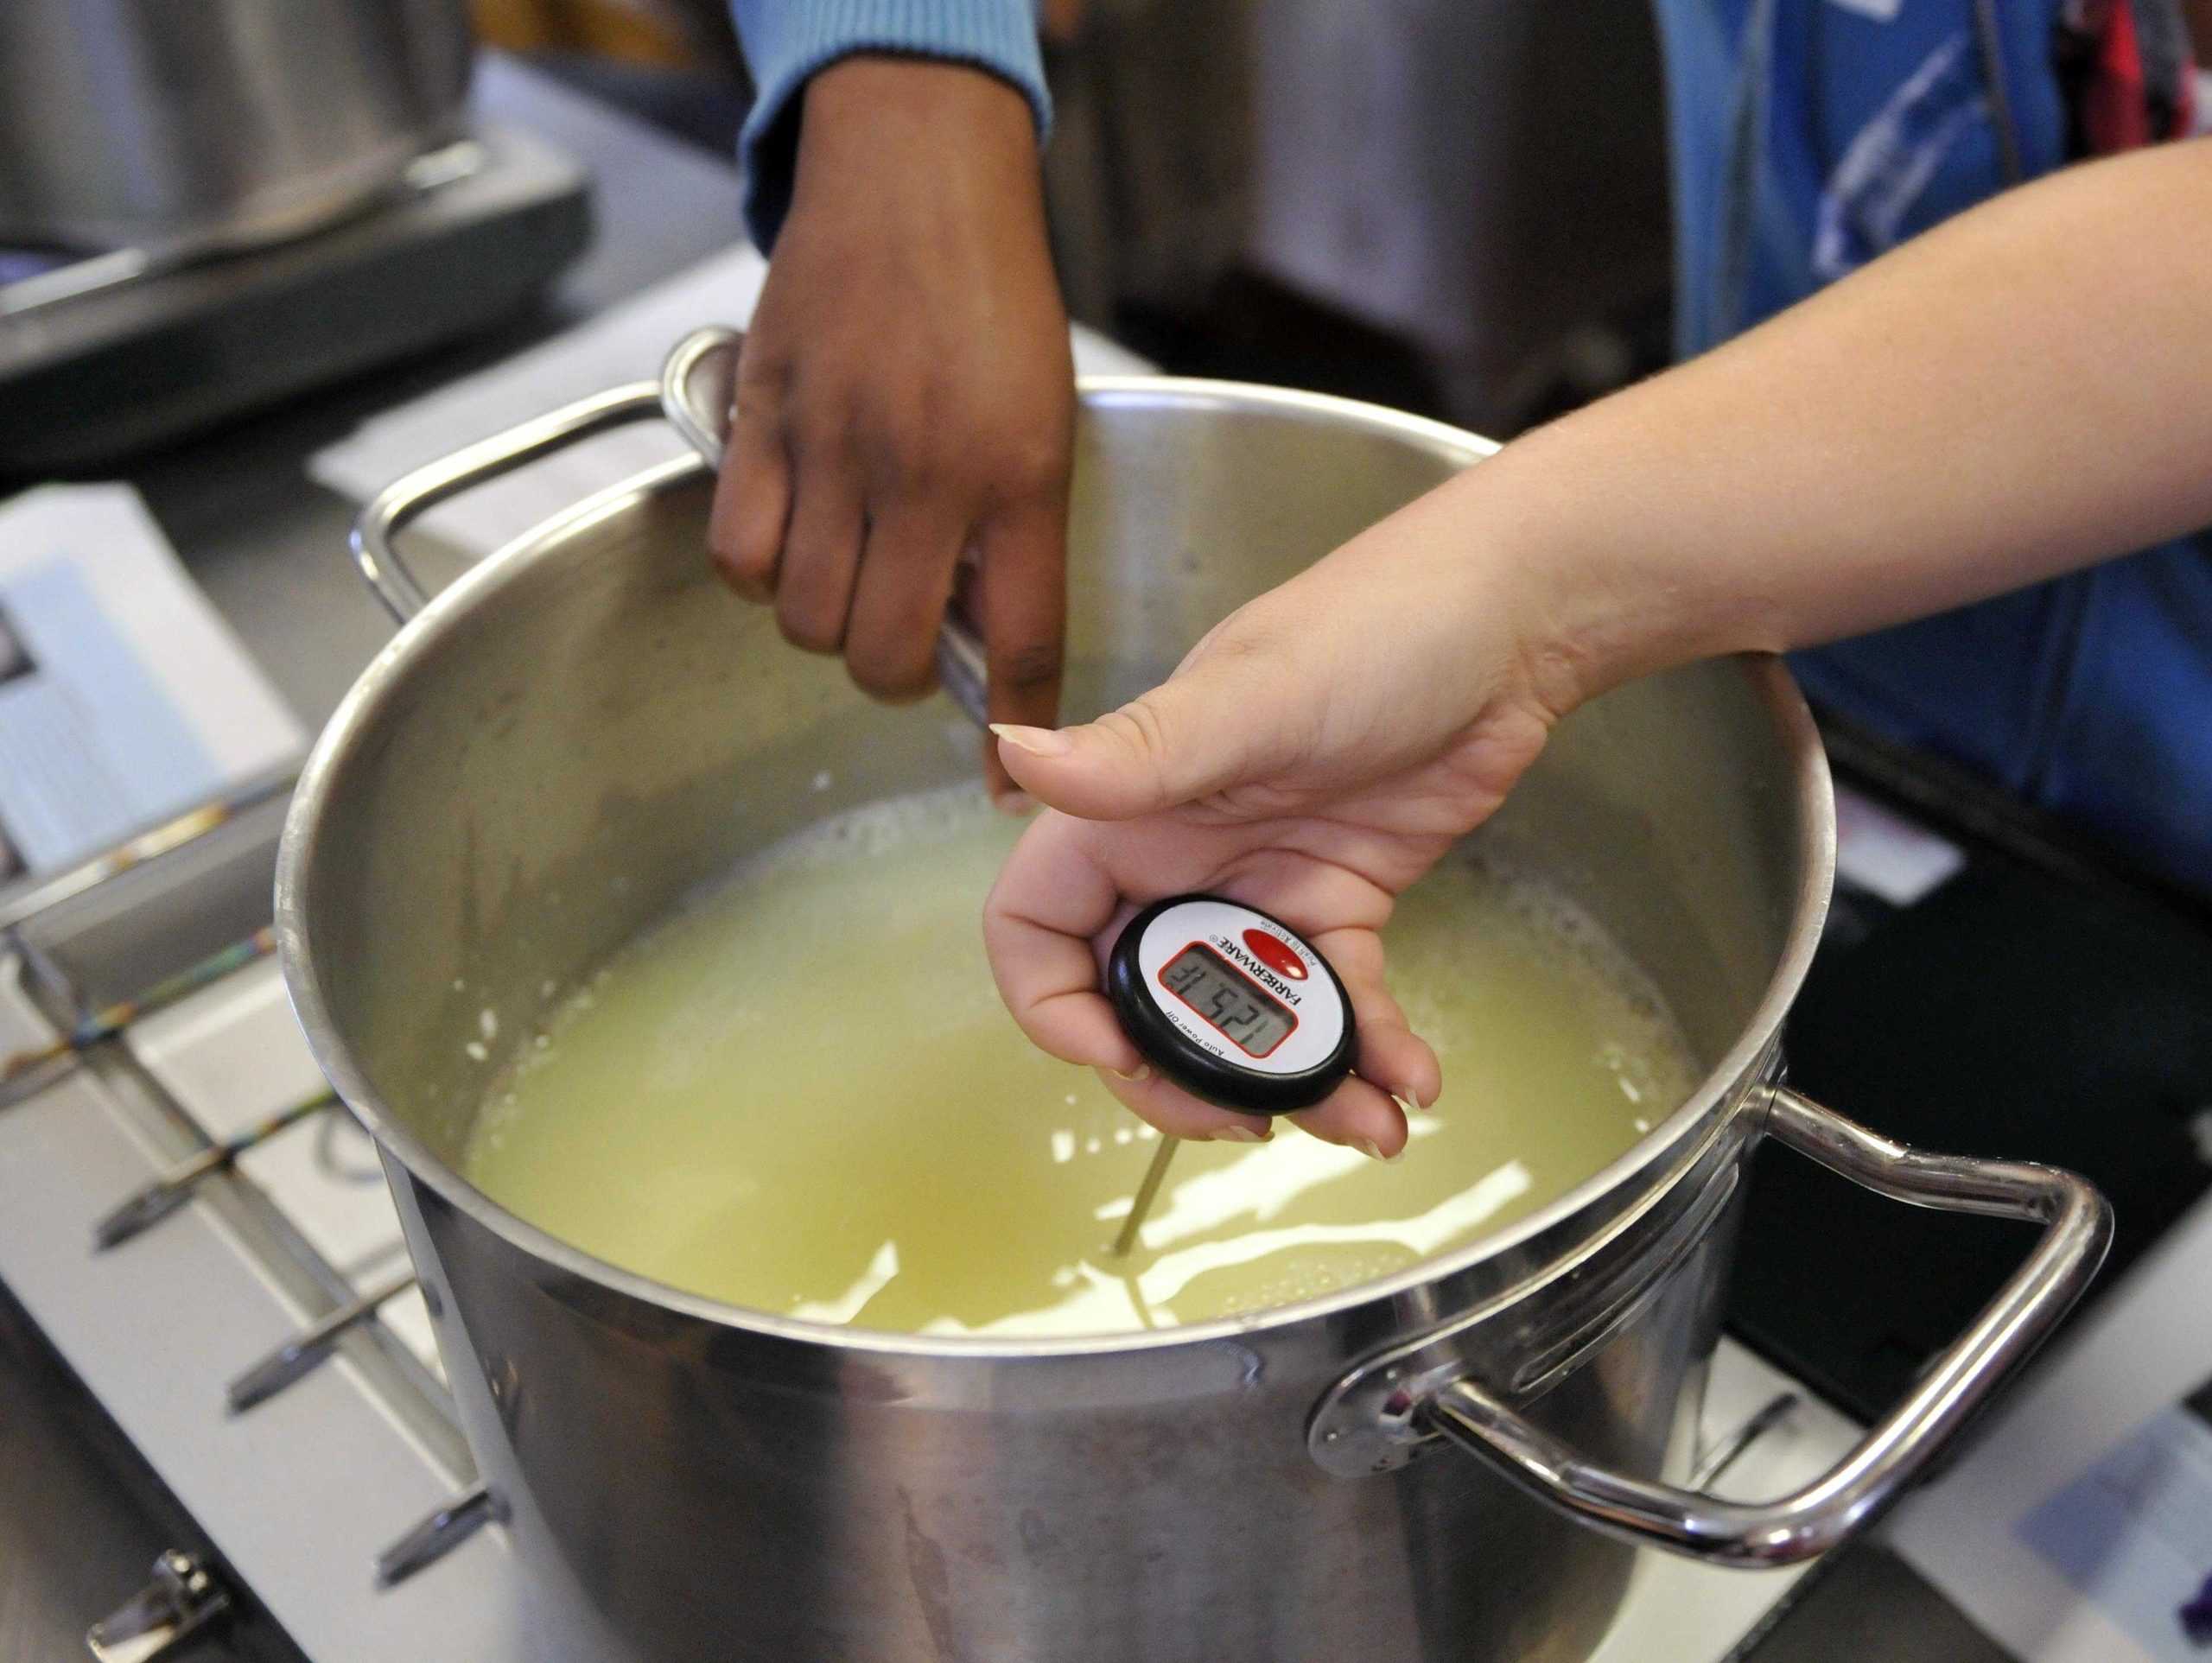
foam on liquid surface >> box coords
[463,786,1698,1336]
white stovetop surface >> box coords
[124,955,444,1381]
[1591,1344,1862,1661]
[0,955,528,1663]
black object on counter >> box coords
[1726,718,2212,1424]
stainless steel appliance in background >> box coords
[0,8,589,474]
[0,0,474,257]
[1041,0,1672,433]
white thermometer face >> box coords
[1107,897,1356,1114]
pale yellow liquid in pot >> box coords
[462,787,1698,1337]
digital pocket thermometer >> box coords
[1105,896,1358,1257]
[1107,895,1357,1113]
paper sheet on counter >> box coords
[2012,1406,2212,1662]
[310,243,1158,561]
[0,484,304,876]
[1885,1189,2212,1662]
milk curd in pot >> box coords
[463,786,1698,1336]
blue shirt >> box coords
[730,0,2212,898]
[727,0,1049,249]
[1661,0,2212,898]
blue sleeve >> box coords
[728,0,1052,251]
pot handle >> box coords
[352,383,669,623]
[657,325,990,730]
[1311,1087,2111,1567]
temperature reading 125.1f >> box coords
[1158,943,1296,1058]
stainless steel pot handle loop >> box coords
[1418,1087,2111,1567]
[352,383,669,624]
[658,324,991,729]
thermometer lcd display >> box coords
[1157,943,1297,1057]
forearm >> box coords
[726,0,1048,249]
[1457,139,2212,703]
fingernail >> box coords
[1390,1093,1418,1117]
[1352,1138,1402,1165]
[1217,1123,1271,1144]
[994,790,1036,817]
[989,723,1071,758]
[1107,1065,1151,1083]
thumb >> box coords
[989,660,1281,820]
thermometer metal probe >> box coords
[1104,896,1357,1254]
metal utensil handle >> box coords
[352,384,669,624]
[1421,1087,2111,1568]
[658,325,992,730]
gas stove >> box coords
[0,785,523,1660]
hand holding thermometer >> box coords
[1105,896,1357,1255]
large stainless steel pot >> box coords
[0,0,473,256]
[279,375,2111,1661]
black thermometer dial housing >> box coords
[1106,894,1357,1114]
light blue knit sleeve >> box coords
[728,0,1051,251]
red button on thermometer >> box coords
[1107,895,1357,1114]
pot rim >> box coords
[276,375,1835,1365]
